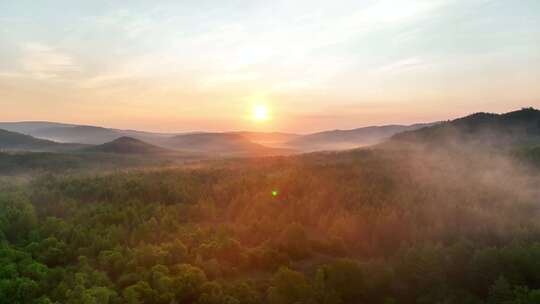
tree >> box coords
[488,276,513,304]
[171,264,207,303]
[267,267,313,304]
[0,193,37,243]
[278,223,311,260]
[314,259,364,303]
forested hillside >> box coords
[0,129,85,152]
[391,108,540,147]
[84,137,172,155]
[2,142,540,303]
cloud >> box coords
[77,73,137,89]
[198,72,261,89]
[20,43,81,79]
[0,71,25,79]
[91,9,156,39]
[76,0,450,73]
[379,57,427,73]
[360,0,448,25]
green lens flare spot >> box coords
[272,190,279,197]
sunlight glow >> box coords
[253,105,270,121]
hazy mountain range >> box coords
[2,108,539,157]
[0,120,438,155]
[0,128,87,152]
[84,137,173,155]
[389,107,540,147]
[285,123,435,152]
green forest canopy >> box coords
[2,145,540,303]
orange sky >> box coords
[1,0,539,133]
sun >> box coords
[252,104,270,121]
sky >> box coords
[0,0,539,133]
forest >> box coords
[2,140,540,304]
[2,0,539,301]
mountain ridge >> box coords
[286,123,436,152]
[389,107,540,147]
[0,128,86,152]
[83,136,172,155]
[157,132,293,156]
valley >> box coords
[2,109,540,303]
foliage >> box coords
[2,147,540,303]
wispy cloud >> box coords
[1,0,539,132]
[78,73,138,89]
[91,9,156,39]
[198,72,261,89]
[379,57,427,73]
[69,0,451,90]
[20,43,81,79]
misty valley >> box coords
[1,108,540,303]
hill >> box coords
[0,128,84,152]
[0,123,294,157]
[31,125,122,144]
[390,107,540,147]
[287,123,434,152]
[84,136,171,155]
[232,131,300,147]
[0,121,182,145]
[0,121,77,134]
[158,132,293,156]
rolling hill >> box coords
[0,121,77,134]
[390,107,540,147]
[286,123,435,152]
[232,131,300,147]
[0,128,85,152]
[1,119,459,155]
[84,136,171,155]
[0,122,294,157]
[31,125,122,144]
[157,132,293,156]
[0,121,180,145]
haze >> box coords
[1,0,539,133]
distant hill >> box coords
[84,137,171,155]
[0,121,180,145]
[232,131,300,147]
[158,132,292,156]
[0,121,77,134]
[0,128,85,152]
[390,108,540,147]
[31,125,122,144]
[2,119,471,155]
[0,122,294,156]
[287,123,435,152]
